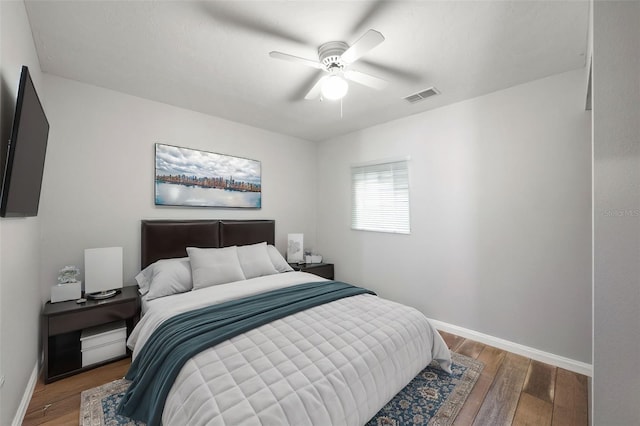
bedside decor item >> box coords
[51,265,82,303]
[287,233,304,263]
[155,143,261,208]
[84,247,123,300]
[58,265,80,284]
[305,254,323,264]
[51,281,81,303]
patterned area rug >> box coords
[80,352,482,426]
[366,353,483,426]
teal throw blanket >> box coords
[117,281,375,426]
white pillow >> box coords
[237,242,278,279]
[135,257,191,299]
[187,246,246,289]
[267,245,294,273]
[135,268,153,296]
[146,258,193,301]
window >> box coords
[351,159,410,234]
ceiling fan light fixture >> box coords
[321,75,349,100]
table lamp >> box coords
[287,233,304,263]
[84,247,123,299]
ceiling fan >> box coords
[269,29,388,101]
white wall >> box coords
[317,68,592,364]
[39,75,317,299]
[593,2,640,424]
[0,1,44,424]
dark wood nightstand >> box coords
[42,285,140,383]
[289,263,334,280]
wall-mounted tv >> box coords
[1,66,49,217]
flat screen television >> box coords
[0,66,49,217]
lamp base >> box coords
[86,290,118,300]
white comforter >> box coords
[128,272,451,426]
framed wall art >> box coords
[155,143,261,208]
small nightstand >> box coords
[41,285,140,383]
[289,262,335,280]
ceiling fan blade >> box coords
[344,70,388,90]
[358,59,423,83]
[200,3,307,45]
[350,0,390,36]
[341,29,385,64]
[290,70,325,101]
[269,51,324,70]
[304,76,328,100]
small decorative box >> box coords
[51,281,81,303]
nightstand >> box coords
[289,262,335,280]
[41,285,140,383]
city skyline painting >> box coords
[154,143,261,208]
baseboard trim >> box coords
[12,361,39,426]
[429,318,593,377]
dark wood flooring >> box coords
[23,331,589,425]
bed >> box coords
[121,219,451,426]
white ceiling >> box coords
[24,1,589,142]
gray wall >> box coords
[593,1,640,424]
[0,1,45,424]
[39,74,319,301]
[317,68,592,364]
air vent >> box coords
[404,87,440,103]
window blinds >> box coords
[351,160,410,234]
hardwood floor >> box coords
[440,331,589,426]
[23,332,589,425]
[23,359,130,426]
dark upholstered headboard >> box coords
[141,219,275,268]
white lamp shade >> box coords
[287,234,304,263]
[321,76,349,100]
[84,247,123,294]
